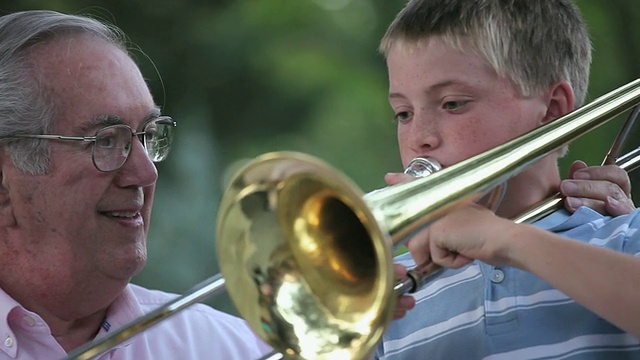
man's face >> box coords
[386,37,549,170]
[2,35,159,287]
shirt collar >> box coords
[533,206,607,232]
[0,287,27,358]
[0,284,147,357]
[94,284,145,345]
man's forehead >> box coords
[27,36,158,133]
[30,38,125,78]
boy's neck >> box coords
[495,156,561,219]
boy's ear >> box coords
[541,81,575,124]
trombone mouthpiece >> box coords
[404,157,442,177]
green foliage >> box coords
[1,0,638,317]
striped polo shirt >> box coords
[375,207,640,359]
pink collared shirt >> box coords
[0,284,272,359]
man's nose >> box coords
[115,137,158,187]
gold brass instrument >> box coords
[64,79,640,360]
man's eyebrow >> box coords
[146,108,163,121]
[75,115,123,133]
[77,109,162,133]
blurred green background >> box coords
[1,0,638,316]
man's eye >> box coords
[95,134,117,148]
[394,111,413,123]
[145,129,158,141]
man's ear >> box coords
[0,149,15,227]
[541,81,575,124]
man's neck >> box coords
[34,280,126,352]
[48,309,108,351]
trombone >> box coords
[64,79,640,360]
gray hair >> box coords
[379,0,592,108]
[0,10,128,174]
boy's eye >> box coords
[442,100,466,110]
[394,111,413,123]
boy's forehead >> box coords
[386,37,484,70]
[386,40,524,99]
[387,35,472,57]
[387,37,507,80]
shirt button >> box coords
[4,336,13,348]
[491,269,505,283]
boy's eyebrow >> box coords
[389,80,464,99]
[389,92,405,100]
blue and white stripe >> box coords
[376,207,640,359]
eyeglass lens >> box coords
[92,118,174,172]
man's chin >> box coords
[105,251,147,280]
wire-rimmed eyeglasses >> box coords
[2,116,177,172]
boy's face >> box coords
[386,37,549,170]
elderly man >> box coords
[0,10,269,359]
